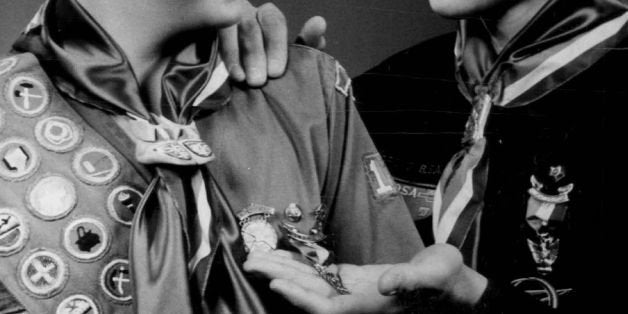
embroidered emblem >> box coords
[100,259,132,303]
[19,249,68,298]
[27,175,77,220]
[363,153,397,200]
[182,139,214,158]
[35,116,83,153]
[0,138,40,181]
[237,204,277,253]
[63,218,110,262]
[0,57,18,76]
[107,186,142,226]
[73,148,120,185]
[0,208,29,256]
[335,61,352,97]
[158,141,192,160]
[284,203,303,223]
[7,75,50,117]
[56,294,100,314]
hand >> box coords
[378,244,488,308]
[244,250,403,314]
[218,2,327,87]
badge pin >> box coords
[27,175,77,220]
[56,294,100,314]
[73,148,120,185]
[107,186,143,226]
[19,249,68,298]
[0,208,29,256]
[0,57,18,76]
[100,259,132,303]
[237,204,277,253]
[284,203,303,222]
[0,138,40,181]
[35,116,83,153]
[7,76,50,117]
[63,218,110,262]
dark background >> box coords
[0,0,454,75]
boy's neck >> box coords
[482,0,549,53]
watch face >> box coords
[241,218,278,253]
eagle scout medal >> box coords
[100,259,132,303]
[63,218,110,262]
[0,138,40,181]
[35,116,83,152]
[56,294,100,314]
[107,186,142,226]
[284,203,303,222]
[19,249,68,298]
[0,57,18,76]
[0,208,29,256]
[6,75,50,117]
[237,204,277,253]
[27,174,77,220]
[72,147,120,185]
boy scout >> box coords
[0,0,422,313]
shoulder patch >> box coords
[335,61,352,97]
[363,153,398,200]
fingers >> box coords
[378,244,463,296]
[236,3,267,87]
[297,16,327,50]
[270,279,334,314]
[218,25,246,82]
[257,3,288,78]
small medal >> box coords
[237,204,277,253]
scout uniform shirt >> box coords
[0,0,423,313]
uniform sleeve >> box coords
[321,59,424,265]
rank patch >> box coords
[363,153,398,200]
[56,294,100,314]
[27,175,77,220]
[35,116,83,153]
[73,148,120,185]
[19,249,68,298]
[107,186,142,226]
[0,57,18,76]
[7,76,50,117]
[100,259,132,303]
[0,138,40,181]
[63,218,110,262]
[0,208,29,256]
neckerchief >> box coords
[12,0,246,313]
[433,0,628,249]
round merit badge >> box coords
[72,148,120,185]
[63,218,110,262]
[0,57,17,76]
[19,249,68,298]
[27,175,77,220]
[35,116,83,153]
[0,208,29,256]
[56,294,100,314]
[100,259,132,303]
[0,138,40,181]
[7,75,50,117]
[107,186,142,226]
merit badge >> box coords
[56,294,100,314]
[0,208,29,256]
[7,75,50,117]
[0,138,40,181]
[363,153,397,200]
[27,175,77,220]
[181,139,214,158]
[284,203,303,222]
[19,249,68,298]
[35,116,83,153]
[0,57,18,76]
[107,186,142,226]
[72,148,120,185]
[237,204,277,253]
[100,259,132,303]
[63,218,110,262]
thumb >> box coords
[296,16,327,50]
